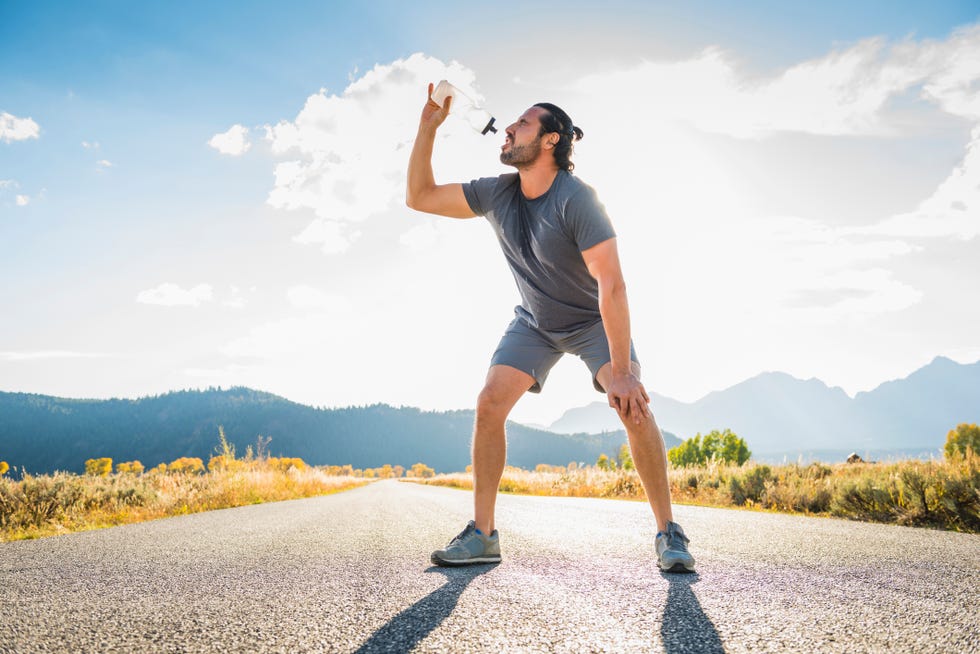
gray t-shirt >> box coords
[462,170,616,331]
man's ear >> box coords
[546,133,559,149]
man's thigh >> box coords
[595,360,643,394]
[490,318,564,393]
[559,320,640,393]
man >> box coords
[406,83,695,573]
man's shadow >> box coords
[660,572,725,654]
[353,564,496,654]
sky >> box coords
[2,0,979,427]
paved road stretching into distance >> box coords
[1,480,978,653]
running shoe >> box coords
[656,521,696,572]
[430,520,501,566]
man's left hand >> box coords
[606,371,651,425]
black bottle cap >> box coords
[482,117,497,135]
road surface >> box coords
[1,479,978,653]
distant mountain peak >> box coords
[547,358,978,454]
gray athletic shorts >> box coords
[490,317,640,393]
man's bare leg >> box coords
[473,365,535,535]
[596,362,673,532]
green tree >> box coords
[718,429,751,465]
[701,431,721,457]
[668,434,704,467]
[945,423,980,458]
[617,444,634,471]
[85,457,113,477]
[668,430,751,467]
[596,453,613,471]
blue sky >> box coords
[2,1,979,425]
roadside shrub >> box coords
[2,462,366,541]
[208,455,245,472]
[85,458,113,477]
[267,457,306,472]
[20,474,85,526]
[407,462,435,478]
[168,457,205,474]
[116,461,144,475]
[805,462,833,480]
[728,465,772,505]
[604,471,641,498]
[762,466,833,514]
[832,479,898,522]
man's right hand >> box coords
[406,83,474,218]
[419,82,452,132]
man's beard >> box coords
[499,136,542,168]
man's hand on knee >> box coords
[606,371,651,425]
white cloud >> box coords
[262,52,493,254]
[0,111,40,143]
[573,24,980,138]
[183,364,254,379]
[286,285,350,311]
[851,125,980,240]
[920,25,980,120]
[15,194,29,206]
[0,350,113,361]
[222,316,336,359]
[136,283,213,307]
[81,140,100,149]
[222,285,248,309]
[208,124,251,156]
[399,221,440,251]
[291,217,361,254]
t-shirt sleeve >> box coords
[461,176,499,217]
[564,185,616,251]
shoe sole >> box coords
[659,561,696,573]
[430,554,502,567]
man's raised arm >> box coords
[406,83,476,219]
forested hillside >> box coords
[0,388,679,475]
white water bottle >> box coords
[431,80,498,135]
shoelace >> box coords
[450,523,476,545]
[667,528,690,552]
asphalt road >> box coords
[1,479,978,653]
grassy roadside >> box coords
[406,453,980,533]
[0,466,369,542]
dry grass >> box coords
[0,466,368,542]
[407,453,980,532]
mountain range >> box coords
[1,356,975,474]
[549,356,980,460]
[0,389,679,476]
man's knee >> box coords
[476,366,533,422]
[476,385,514,424]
